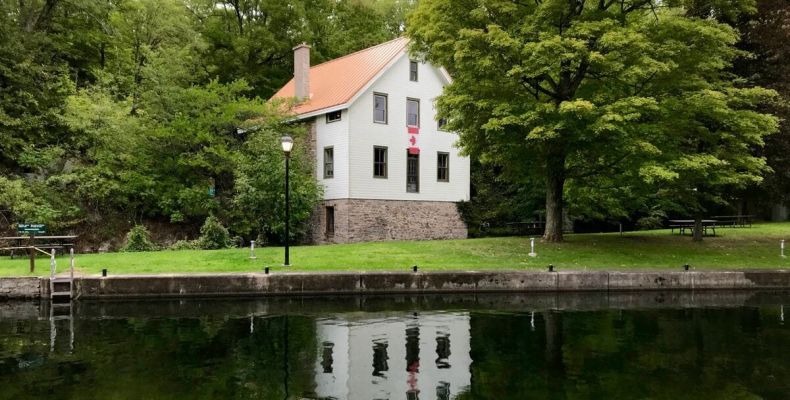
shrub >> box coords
[122,225,157,252]
[198,215,231,249]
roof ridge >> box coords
[308,36,408,69]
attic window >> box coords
[409,61,418,81]
[326,110,342,123]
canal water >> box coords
[0,292,788,399]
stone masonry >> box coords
[309,199,467,244]
[0,277,43,299]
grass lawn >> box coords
[1,222,788,277]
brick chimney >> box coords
[293,43,311,101]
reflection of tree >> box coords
[0,314,318,399]
[543,311,566,400]
[466,307,790,399]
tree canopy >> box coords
[0,0,414,246]
[408,0,779,241]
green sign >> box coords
[17,223,47,235]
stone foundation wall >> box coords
[309,199,467,244]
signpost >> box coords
[16,224,46,273]
[17,224,47,235]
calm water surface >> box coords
[0,292,788,399]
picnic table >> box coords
[712,215,753,228]
[668,220,718,236]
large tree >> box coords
[408,0,778,241]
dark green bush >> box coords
[122,225,157,252]
[198,215,231,249]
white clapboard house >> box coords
[272,37,470,244]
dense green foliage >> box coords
[122,224,156,252]
[0,0,413,245]
[409,0,781,240]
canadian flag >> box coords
[407,125,420,154]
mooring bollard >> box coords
[264,266,270,275]
[102,268,107,277]
[529,237,537,257]
[548,264,554,272]
[781,240,785,258]
[683,264,690,271]
[412,265,418,273]
[250,240,257,260]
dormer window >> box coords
[409,61,418,81]
[326,110,342,123]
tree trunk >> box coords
[692,214,703,242]
[543,147,566,242]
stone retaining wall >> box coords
[72,270,790,299]
[2,270,788,300]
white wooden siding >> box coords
[313,52,470,202]
[345,54,470,202]
[315,109,350,199]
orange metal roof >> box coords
[271,37,409,116]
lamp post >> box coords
[281,135,294,266]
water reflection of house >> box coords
[314,312,471,400]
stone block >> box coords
[0,277,42,299]
[301,273,360,294]
[608,271,690,291]
[360,272,421,292]
[475,272,557,291]
[688,271,737,289]
[556,271,609,291]
[742,270,790,289]
[420,272,478,292]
